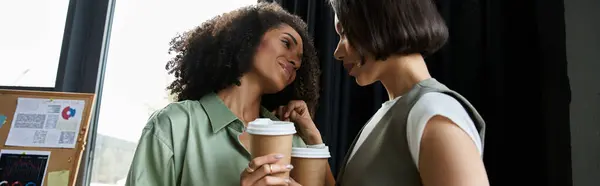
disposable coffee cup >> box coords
[246,118,297,178]
[290,147,331,186]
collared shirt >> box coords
[125,93,306,186]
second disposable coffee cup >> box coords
[246,118,297,178]
[290,146,331,186]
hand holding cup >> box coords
[240,153,295,186]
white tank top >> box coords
[348,92,483,169]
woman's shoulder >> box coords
[150,100,204,124]
[414,92,464,111]
[408,92,472,127]
[144,100,206,136]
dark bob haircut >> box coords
[329,0,449,61]
[166,2,321,115]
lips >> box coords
[279,61,295,82]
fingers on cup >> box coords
[261,163,294,175]
[258,176,292,186]
[245,164,293,185]
[242,154,289,185]
[249,154,284,170]
[245,166,255,173]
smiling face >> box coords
[252,24,304,94]
[333,16,385,86]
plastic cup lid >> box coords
[246,118,296,135]
[291,147,331,158]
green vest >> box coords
[337,78,486,186]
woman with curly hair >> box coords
[125,2,325,186]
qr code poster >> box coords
[5,98,86,148]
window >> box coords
[90,0,256,185]
[0,0,70,87]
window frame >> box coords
[64,0,116,185]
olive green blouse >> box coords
[125,93,306,186]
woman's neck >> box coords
[378,54,432,101]
[217,75,263,125]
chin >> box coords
[263,80,288,94]
[354,76,376,86]
[264,86,285,94]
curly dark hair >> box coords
[165,2,321,116]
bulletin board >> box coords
[0,89,95,186]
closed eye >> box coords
[281,39,291,49]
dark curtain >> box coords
[263,0,572,186]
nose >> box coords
[333,39,344,61]
[286,55,301,69]
[288,60,299,70]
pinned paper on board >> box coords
[0,150,51,186]
[48,170,70,186]
[0,114,6,129]
[4,98,85,148]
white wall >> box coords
[565,0,600,185]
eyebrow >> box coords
[284,33,298,45]
[283,32,302,60]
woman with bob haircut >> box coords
[326,0,490,185]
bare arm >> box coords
[325,162,336,186]
[418,115,489,186]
